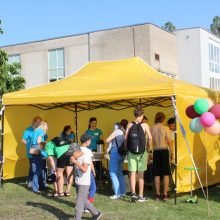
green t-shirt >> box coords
[45,141,69,159]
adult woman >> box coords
[85,117,103,152]
[60,125,75,143]
[30,121,48,193]
[44,137,74,197]
[106,122,126,199]
[151,112,172,201]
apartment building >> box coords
[175,27,220,90]
[1,23,177,88]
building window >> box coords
[210,76,220,90]
[209,43,220,74]
[48,48,65,82]
[8,54,21,76]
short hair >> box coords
[32,116,42,124]
[134,107,144,118]
[167,117,175,125]
[154,112,166,123]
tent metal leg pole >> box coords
[171,97,206,199]
[74,104,78,143]
[0,106,5,190]
[172,96,177,205]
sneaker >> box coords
[137,196,149,202]
[162,195,169,202]
[155,194,161,201]
[27,181,32,188]
[84,209,91,213]
[131,193,138,202]
[93,211,102,220]
[110,195,121,200]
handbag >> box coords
[115,137,126,156]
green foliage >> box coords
[0,19,3,34]
[1,179,220,219]
[0,49,25,97]
[210,16,220,37]
[162,21,176,33]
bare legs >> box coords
[154,175,169,196]
[130,171,144,197]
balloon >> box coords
[205,98,214,110]
[200,112,216,127]
[194,98,209,114]
[205,121,220,135]
[186,105,200,119]
[189,117,203,133]
[209,104,220,119]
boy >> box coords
[70,142,102,220]
[80,134,97,204]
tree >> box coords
[162,21,176,33]
[0,20,3,34]
[0,20,25,102]
[210,16,220,37]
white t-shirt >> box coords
[75,150,92,186]
[81,147,93,158]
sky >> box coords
[1,0,220,47]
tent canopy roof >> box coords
[2,57,219,105]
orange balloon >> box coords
[205,121,220,135]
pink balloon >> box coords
[209,104,220,119]
[205,121,220,135]
[200,112,216,127]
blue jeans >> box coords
[88,171,96,199]
[28,158,34,182]
[109,148,126,196]
[31,156,45,192]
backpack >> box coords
[51,137,68,147]
[127,122,146,154]
[115,136,126,156]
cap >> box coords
[80,133,92,143]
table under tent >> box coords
[2,57,220,199]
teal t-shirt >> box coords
[45,141,69,159]
[85,128,103,151]
[22,126,34,158]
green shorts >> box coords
[128,150,148,172]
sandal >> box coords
[53,192,65,197]
[64,192,70,197]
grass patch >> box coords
[0,178,220,219]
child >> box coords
[80,134,97,204]
[70,143,102,220]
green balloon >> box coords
[194,98,209,114]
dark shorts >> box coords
[152,149,171,176]
[57,153,73,168]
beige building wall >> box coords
[1,23,177,88]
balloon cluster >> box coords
[186,98,220,135]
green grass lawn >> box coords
[0,178,220,220]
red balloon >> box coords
[186,105,201,119]
[209,104,220,119]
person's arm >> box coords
[22,139,27,144]
[91,162,96,177]
[70,157,89,173]
[47,156,56,173]
[106,131,115,143]
[145,124,152,152]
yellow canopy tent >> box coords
[2,57,220,193]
